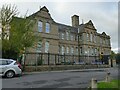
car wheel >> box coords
[5,71,15,78]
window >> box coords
[103,39,105,44]
[1,60,7,65]
[0,60,13,65]
[76,47,78,55]
[88,47,90,55]
[108,40,109,45]
[91,47,94,55]
[95,48,97,55]
[92,35,94,42]
[61,33,64,39]
[38,21,42,32]
[66,47,69,54]
[100,38,102,44]
[76,35,78,41]
[71,47,74,54]
[106,39,108,45]
[61,46,64,55]
[66,31,69,40]
[46,23,50,33]
[90,33,92,42]
[94,35,96,43]
[80,47,82,54]
[0,60,2,65]
[87,33,89,41]
[71,34,74,41]
[78,28,80,33]
[79,34,82,41]
[36,41,42,52]
[45,41,49,53]
[58,32,60,39]
[58,46,61,54]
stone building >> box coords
[26,6,111,64]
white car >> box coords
[0,59,22,78]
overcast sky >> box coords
[0,0,119,53]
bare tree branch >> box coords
[0,4,19,26]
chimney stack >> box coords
[71,15,79,27]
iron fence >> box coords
[22,52,80,66]
[21,52,104,66]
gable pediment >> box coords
[31,6,53,21]
[41,6,49,12]
[102,32,107,36]
[85,20,96,30]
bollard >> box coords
[91,78,97,90]
[105,72,111,82]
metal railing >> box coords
[23,52,79,66]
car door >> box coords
[0,60,3,74]
[0,60,9,74]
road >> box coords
[1,67,118,89]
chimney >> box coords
[71,15,79,27]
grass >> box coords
[97,79,120,89]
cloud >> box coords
[0,0,119,2]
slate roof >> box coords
[56,22,78,33]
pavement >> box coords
[23,67,112,75]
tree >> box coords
[1,4,40,59]
[110,51,116,60]
[115,53,120,64]
[0,4,18,40]
[10,17,38,51]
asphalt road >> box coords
[1,67,118,89]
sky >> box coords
[0,0,119,53]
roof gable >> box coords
[85,20,96,31]
[40,6,49,12]
[29,6,53,21]
[102,32,107,36]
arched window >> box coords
[87,33,89,41]
[94,35,96,43]
[61,46,65,55]
[38,21,42,32]
[66,47,69,54]
[76,47,78,55]
[46,23,50,33]
[80,47,82,54]
[90,33,92,42]
[36,41,42,52]
[45,41,49,53]
[71,34,74,41]
[71,47,74,55]
[66,31,69,40]
[61,33,64,39]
